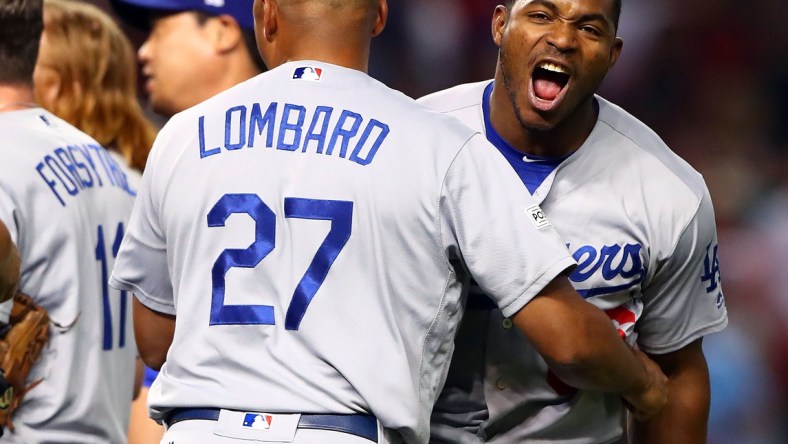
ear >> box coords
[262,0,278,42]
[212,15,244,54]
[371,0,388,37]
[608,37,623,69]
[492,5,508,47]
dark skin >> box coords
[629,339,711,443]
[491,0,622,157]
[490,1,709,442]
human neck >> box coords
[0,85,36,112]
[490,85,598,159]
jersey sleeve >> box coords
[109,121,175,315]
[636,187,728,354]
[439,133,576,318]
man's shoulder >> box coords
[595,96,707,197]
[418,80,490,114]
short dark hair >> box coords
[504,0,622,33]
[0,0,44,85]
[193,11,267,74]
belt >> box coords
[165,408,378,442]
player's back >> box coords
[115,61,576,443]
[0,109,138,442]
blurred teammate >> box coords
[33,1,160,437]
[110,0,666,443]
[111,0,266,118]
[419,0,727,443]
[0,0,139,441]
[107,0,267,440]
[35,0,157,174]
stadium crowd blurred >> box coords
[88,0,788,442]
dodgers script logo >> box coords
[569,243,645,298]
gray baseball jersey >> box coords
[109,62,576,444]
[419,81,728,444]
[0,108,138,443]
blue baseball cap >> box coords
[110,0,255,31]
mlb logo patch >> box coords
[242,413,273,430]
[293,66,323,81]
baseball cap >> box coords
[110,0,255,31]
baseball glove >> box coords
[0,292,50,432]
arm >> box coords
[133,297,175,370]
[0,220,19,303]
[628,339,710,443]
[512,275,668,419]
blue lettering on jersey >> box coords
[198,102,389,166]
[35,143,136,207]
[569,243,646,298]
[701,241,721,293]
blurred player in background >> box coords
[110,0,667,443]
[107,0,267,440]
[111,0,267,119]
[33,1,160,438]
[0,0,139,441]
[420,0,727,443]
[34,0,156,175]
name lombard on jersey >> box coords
[198,101,390,166]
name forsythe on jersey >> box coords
[36,143,136,207]
[198,101,390,166]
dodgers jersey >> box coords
[109,61,576,444]
[419,81,729,444]
[0,108,138,443]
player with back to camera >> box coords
[0,0,140,441]
[32,1,160,438]
[419,0,727,443]
[110,0,667,443]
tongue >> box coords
[533,78,563,101]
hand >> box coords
[621,347,668,421]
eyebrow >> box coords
[523,0,612,29]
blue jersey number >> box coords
[208,194,353,330]
[95,222,128,350]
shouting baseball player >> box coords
[111,0,667,443]
[0,0,139,441]
[419,0,728,443]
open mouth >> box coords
[530,62,570,111]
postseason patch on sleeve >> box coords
[525,204,551,230]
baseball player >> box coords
[419,0,728,443]
[0,0,139,441]
[110,0,266,119]
[110,0,667,443]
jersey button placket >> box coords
[501,318,513,329]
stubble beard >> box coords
[499,45,553,134]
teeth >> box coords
[538,62,568,74]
